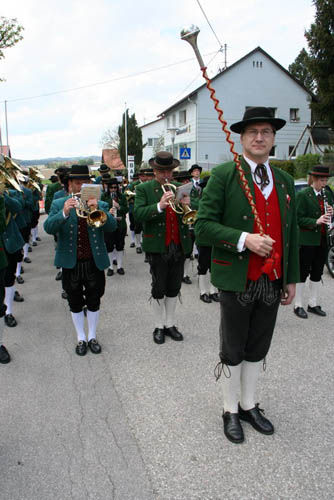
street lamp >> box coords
[167,127,179,157]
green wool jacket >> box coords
[195,158,300,292]
[134,179,192,254]
[101,192,128,231]
[0,196,8,270]
[296,186,334,246]
[45,182,61,214]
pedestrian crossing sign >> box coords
[180,147,191,160]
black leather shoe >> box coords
[117,268,125,275]
[238,403,274,435]
[153,328,165,344]
[5,314,17,327]
[75,341,87,356]
[130,242,135,248]
[32,241,37,247]
[136,247,142,254]
[61,291,68,299]
[0,345,11,364]
[200,293,212,303]
[14,291,24,302]
[16,275,24,284]
[294,307,308,319]
[36,237,41,241]
[222,412,244,444]
[182,276,192,285]
[24,257,31,264]
[307,305,326,317]
[55,271,62,281]
[107,268,114,276]
[164,326,184,341]
[28,246,32,253]
[209,293,221,302]
[88,339,102,354]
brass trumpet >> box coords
[0,155,23,192]
[162,181,197,225]
[71,193,107,228]
[124,188,136,201]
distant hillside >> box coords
[17,156,101,166]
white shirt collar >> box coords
[243,155,270,172]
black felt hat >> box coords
[99,163,110,173]
[230,107,286,134]
[188,164,202,174]
[149,151,180,170]
[68,164,91,180]
[174,170,191,181]
[308,165,330,177]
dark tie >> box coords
[254,164,270,191]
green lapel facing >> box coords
[272,168,289,226]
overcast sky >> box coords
[1,0,315,160]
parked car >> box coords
[294,179,308,192]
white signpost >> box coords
[128,155,135,181]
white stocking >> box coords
[16,262,22,277]
[71,311,86,342]
[108,252,113,269]
[309,280,320,307]
[23,243,29,259]
[199,274,208,295]
[5,286,15,315]
[183,258,191,278]
[87,310,100,341]
[151,299,165,329]
[135,233,141,247]
[240,360,262,411]
[116,250,123,269]
[130,230,135,243]
[222,364,241,413]
[165,296,177,328]
[209,273,217,295]
[294,282,305,308]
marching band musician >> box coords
[44,164,117,356]
[195,107,299,444]
[134,151,192,345]
[0,192,10,363]
[294,165,334,318]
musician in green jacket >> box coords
[294,165,334,318]
[195,107,299,444]
[134,152,192,345]
[0,194,10,363]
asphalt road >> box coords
[1,215,333,500]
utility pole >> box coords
[5,101,9,148]
[125,103,128,171]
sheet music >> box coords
[175,182,193,202]
[80,184,102,202]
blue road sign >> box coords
[180,147,191,160]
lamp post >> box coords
[167,127,179,157]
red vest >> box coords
[247,183,282,281]
[165,206,180,246]
[317,194,326,235]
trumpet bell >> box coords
[180,25,205,68]
[182,207,197,225]
[87,210,107,228]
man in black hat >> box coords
[294,165,334,318]
[44,165,117,356]
[195,107,299,444]
[94,164,110,184]
[134,152,193,344]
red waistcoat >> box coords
[247,183,282,281]
[165,206,180,246]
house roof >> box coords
[158,46,316,117]
[101,149,125,170]
[0,145,11,157]
[140,117,164,129]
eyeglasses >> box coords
[244,128,274,138]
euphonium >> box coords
[71,193,107,228]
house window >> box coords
[148,138,153,147]
[290,108,299,122]
[179,110,187,126]
[269,145,276,157]
[252,61,263,68]
[289,145,296,157]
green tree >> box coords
[118,110,144,167]
[78,158,94,165]
[0,17,24,81]
[288,48,315,93]
[305,0,334,127]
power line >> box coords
[1,51,217,105]
[195,0,224,49]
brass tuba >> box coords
[71,193,107,228]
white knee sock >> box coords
[130,230,135,243]
[165,296,177,328]
[240,360,262,411]
[183,258,191,278]
[23,243,29,259]
[111,248,117,262]
[151,299,165,329]
[116,250,123,269]
[5,286,15,315]
[309,280,320,307]
[16,262,22,277]
[294,282,305,308]
[193,243,198,257]
[108,252,113,269]
[199,274,208,295]
[135,233,141,247]
[209,273,217,295]
[71,311,86,342]
[222,363,242,413]
[32,227,37,242]
[87,310,100,341]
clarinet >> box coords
[111,192,118,219]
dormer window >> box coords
[290,108,299,122]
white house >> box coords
[140,47,315,170]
